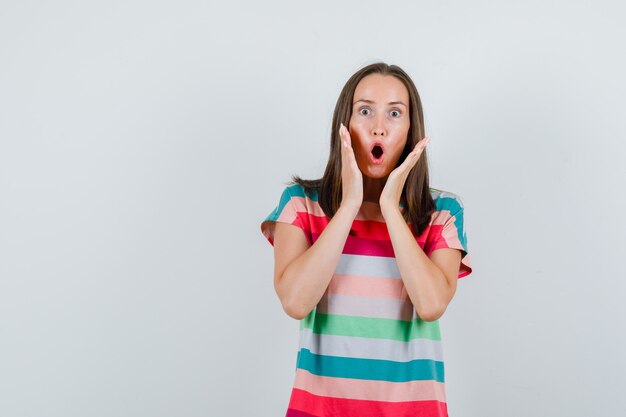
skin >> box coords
[271,74,463,322]
[347,73,414,205]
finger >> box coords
[341,123,353,146]
[408,137,429,159]
[340,124,348,150]
[345,140,357,164]
[400,144,425,171]
[342,134,358,167]
[340,123,350,148]
[339,128,348,169]
[340,128,357,171]
[414,136,430,150]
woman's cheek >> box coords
[348,129,365,156]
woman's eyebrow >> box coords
[353,99,407,108]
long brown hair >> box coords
[287,62,436,237]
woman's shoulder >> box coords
[428,187,465,213]
[283,182,320,202]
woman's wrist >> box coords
[380,202,402,220]
[338,202,360,218]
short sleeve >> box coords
[430,197,473,279]
[260,185,312,247]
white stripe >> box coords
[298,327,444,362]
[335,253,400,278]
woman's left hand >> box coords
[380,136,431,214]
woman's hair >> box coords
[288,61,436,237]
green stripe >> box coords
[296,348,445,383]
[300,312,441,341]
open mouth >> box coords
[370,142,384,161]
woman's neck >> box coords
[362,175,387,204]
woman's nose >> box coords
[371,120,386,136]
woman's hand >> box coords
[380,136,431,214]
[339,123,363,210]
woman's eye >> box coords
[390,109,401,117]
[359,108,370,116]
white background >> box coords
[1,1,624,416]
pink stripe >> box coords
[430,210,450,226]
[429,210,460,250]
[276,197,307,223]
[435,230,464,255]
[427,210,473,277]
[293,196,326,218]
[292,368,447,402]
[293,197,400,223]
[327,274,407,299]
[316,292,414,321]
[343,234,397,257]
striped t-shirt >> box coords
[260,183,472,417]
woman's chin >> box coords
[362,166,390,179]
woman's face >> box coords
[348,73,411,178]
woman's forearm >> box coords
[279,204,359,319]
[381,205,451,321]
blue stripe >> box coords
[296,348,445,383]
[286,183,319,201]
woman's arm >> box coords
[382,205,461,322]
[273,203,360,320]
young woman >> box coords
[260,62,472,417]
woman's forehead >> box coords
[353,74,409,104]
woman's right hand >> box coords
[339,123,363,211]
